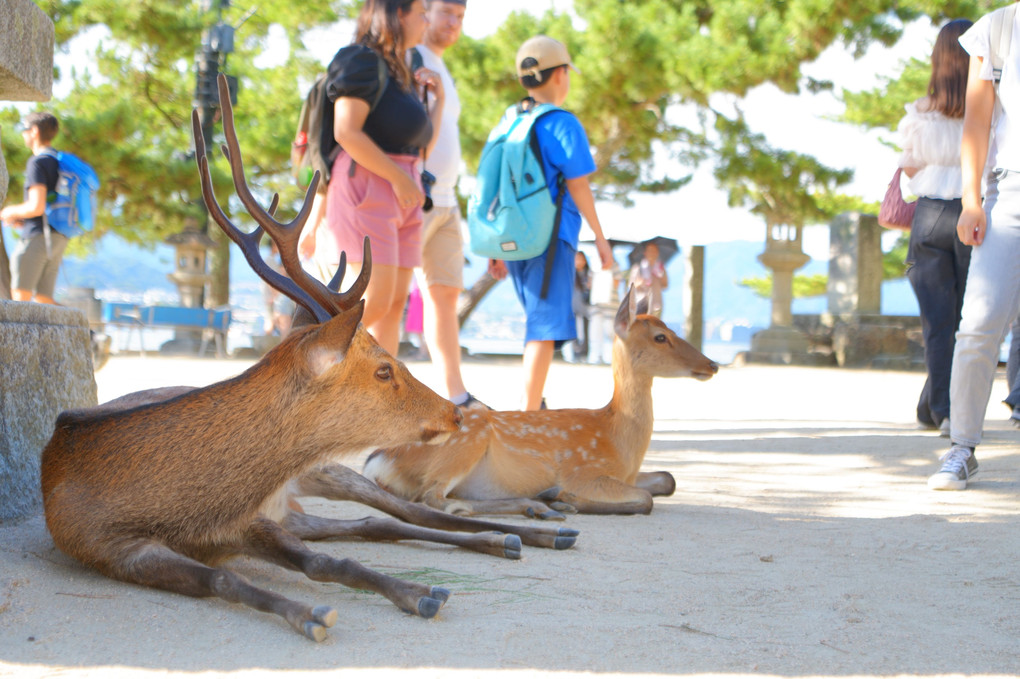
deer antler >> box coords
[192,74,371,323]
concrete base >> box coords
[0,301,97,520]
[828,313,924,369]
[743,325,834,366]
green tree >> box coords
[5,1,997,307]
[3,0,347,304]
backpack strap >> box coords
[991,4,1016,89]
[520,101,568,300]
[540,177,566,299]
[37,147,61,256]
[347,52,391,178]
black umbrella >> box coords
[626,236,679,268]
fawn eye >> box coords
[375,365,393,381]
[654,334,668,343]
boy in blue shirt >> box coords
[488,35,613,410]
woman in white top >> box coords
[929,5,1020,490]
[897,19,973,436]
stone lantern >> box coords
[747,222,811,362]
[161,229,216,354]
[165,229,215,308]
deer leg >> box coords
[553,477,655,515]
[112,540,337,641]
[241,517,449,619]
[280,510,523,560]
[413,485,569,521]
[294,465,578,550]
[635,471,676,496]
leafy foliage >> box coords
[5,0,997,302]
[739,273,829,299]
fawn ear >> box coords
[307,300,365,376]
[614,286,638,339]
[290,305,317,330]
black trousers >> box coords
[906,196,972,426]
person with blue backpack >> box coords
[2,112,66,305]
[485,36,613,411]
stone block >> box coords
[829,212,882,315]
[0,302,97,521]
[0,0,55,102]
[830,314,924,369]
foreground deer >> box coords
[42,76,473,641]
[365,291,719,517]
[92,387,578,558]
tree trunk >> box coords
[457,269,501,329]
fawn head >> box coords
[613,287,719,381]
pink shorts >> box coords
[323,151,423,268]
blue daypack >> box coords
[467,100,568,260]
[39,148,100,238]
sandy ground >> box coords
[1,353,1019,678]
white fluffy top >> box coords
[897,100,965,200]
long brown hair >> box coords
[922,19,973,118]
[356,0,417,90]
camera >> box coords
[420,170,436,212]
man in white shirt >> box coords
[416,0,486,409]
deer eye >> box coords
[654,334,668,343]
[375,365,393,381]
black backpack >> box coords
[291,47,424,191]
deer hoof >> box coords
[418,590,450,618]
[535,486,561,501]
[553,532,577,550]
[429,586,451,604]
[312,605,338,628]
[503,534,522,559]
[549,501,577,514]
[526,506,566,521]
[301,606,337,641]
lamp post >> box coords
[193,0,238,309]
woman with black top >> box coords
[324,0,444,356]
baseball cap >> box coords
[516,35,579,82]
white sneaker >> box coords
[939,418,951,438]
[928,445,978,490]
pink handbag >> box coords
[878,167,916,230]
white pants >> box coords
[949,169,1020,447]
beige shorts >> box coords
[419,205,464,289]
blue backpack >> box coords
[467,100,569,298]
[39,148,100,238]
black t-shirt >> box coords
[23,151,59,238]
[326,44,432,156]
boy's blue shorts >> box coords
[507,241,577,345]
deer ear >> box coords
[290,305,318,330]
[307,300,365,376]
[614,286,638,338]
[634,292,650,317]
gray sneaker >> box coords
[928,445,978,490]
[1011,404,1020,429]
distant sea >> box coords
[12,231,977,365]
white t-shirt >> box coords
[960,11,1020,170]
[897,101,964,199]
[417,44,461,208]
